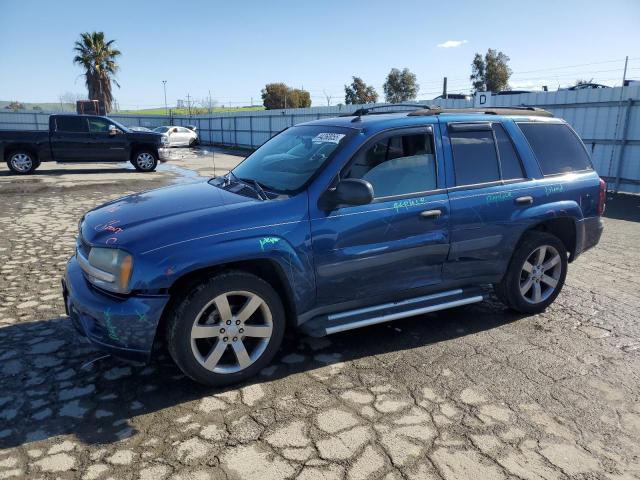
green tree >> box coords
[574,78,594,86]
[261,83,311,109]
[470,49,512,93]
[344,76,379,104]
[383,68,419,103]
[73,31,121,113]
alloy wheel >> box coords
[190,290,273,374]
[10,153,33,173]
[519,245,562,304]
[136,152,155,170]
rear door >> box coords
[310,125,450,303]
[87,117,128,161]
[50,116,90,161]
[442,120,537,280]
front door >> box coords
[50,116,90,161]
[87,117,128,161]
[310,126,450,304]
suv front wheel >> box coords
[166,271,285,386]
[131,150,158,172]
[495,231,568,314]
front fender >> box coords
[134,228,316,315]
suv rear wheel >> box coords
[495,231,568,314]
[7,151,39,174]
[166,271,285,386]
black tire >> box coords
[494,231,568,314]
[166,271,286,386]
[131,150,158,172]
[6,150,39,174]
[189,138,199,148]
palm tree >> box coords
[73,32,121,113]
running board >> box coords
[300,288,485,337]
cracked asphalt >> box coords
[1,149,639,480]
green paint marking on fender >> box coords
[486,191,513,205]
[259,237,280,251]
[544,185,564,196]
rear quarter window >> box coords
[517,123,592,175]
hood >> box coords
[81,181,258,251]
[127,131,163,142]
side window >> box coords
[493,124,525,180]
[88,118,110,133]
[517,123,592,175]
[345,132,437,198]
[55,116,88,133]
[450,129,500,186]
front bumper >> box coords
[158,147,170,162]
[62,256,170,362]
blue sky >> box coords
[1,0,639,108]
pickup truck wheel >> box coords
[132,150,158,172]
[495,231,567,314]
[7,151,38,174]
[166,271,285,386]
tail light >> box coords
[597,178,606,216]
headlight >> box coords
[78,247,133,294]
[161,134,169,145]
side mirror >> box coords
[108,125,118,136]
[319,178,374,210]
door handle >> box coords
[420,209,442,219]
[515,196,533,205]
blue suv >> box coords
[62,106,605,385]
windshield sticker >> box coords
[312,133,345,144]
[259,237,280,251]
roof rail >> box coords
[339,104,427,117]
[407,106,553,117]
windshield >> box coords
[153,126,170,133]
[231,125,353,193]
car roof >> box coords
[299,109,563,134]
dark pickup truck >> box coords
[0,114,169,174]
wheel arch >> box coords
[526,217,577,261]
[153,258,297,352]
[4,143,39,162]
[130,143,158,160]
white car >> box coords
[153,126,199,147]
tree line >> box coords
[64,30,515,113]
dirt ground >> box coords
[0,149,639,480]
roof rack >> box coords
[339,104,425,117]
[407,106,553,117]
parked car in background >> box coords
[0,114,169,174]
[130,126,152,132]
[63,106,605,386]
[152,126,199,147]
[566,83,611,91]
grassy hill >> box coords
[117,106,265,116]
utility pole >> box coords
[622,55,629,86]
[162,80,168,116]
[186,93,192,118]
[208,90,212,114]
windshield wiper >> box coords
[249,179,268,200]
